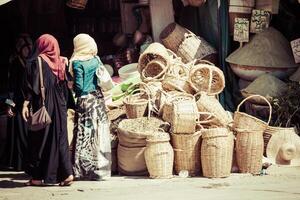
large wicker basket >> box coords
[171,132,201,176]
[189,60,225,95]
[234,95,272,174]
[177,34,217,64]
[144,131,174,179]
[201,128,234,178]
[160,23,188,52]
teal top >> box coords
[73,57,102,97]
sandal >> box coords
[24,180,44,186]
[59,175,74,187]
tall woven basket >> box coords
[171,132,202,176]
[234,95,272,174]
[144,131,174,179]
[201,127,234,178]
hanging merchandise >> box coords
[291,38,300,64]
[233,18,250,44]
[250,9,271,33]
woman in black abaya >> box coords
[22,34,73,186]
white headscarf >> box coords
[69,33,98,76]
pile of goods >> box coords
[106,22,300,180]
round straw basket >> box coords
[141,60,167,82]
[138,42,170,73]
[234,95,272,174]
[170,99,198,134]
[144,131,174,179]
[171,132,201,176]
[123,88,150,119]
[189,60,225,95]
[177,34,217,64]
[162,76,195,94]
[196,92,233,127]
[66,0,88,9]
[162,93,195,124]
[201,128,234,178]
[263,126,298,157]
[160,23,188,52]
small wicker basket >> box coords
[123,88,150,119]
[144,130,174,179]
[141,60,167,82]
[201,127,234,178]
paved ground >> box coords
[0,166,300,200]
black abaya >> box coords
[24,58,72,184]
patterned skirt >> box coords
[73,91,111,180]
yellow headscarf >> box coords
[69,33,98,76]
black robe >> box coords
[0,57,28,171]
[24,57,72,184]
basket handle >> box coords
[197,112,216,124]
[237,95,272,125]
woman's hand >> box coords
[22,100,30,122]
[7,106,15,117]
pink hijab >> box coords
[36,34,67,80]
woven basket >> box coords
[170,99,198,134]
[123,88,150,119]
[160,23,188,52]
[138,42,170,73]
[144,131,174,179]
[162,93,195,123]
[201,128,234,178]
[234,95,272,174]
[66,0,88,9]
[263,126,298,157]
[141,60,167,82]
[189,61,225,95]
[196,92,233,127]
[117,144,148,176]
[177,33,217,64]
[171,132,201,176]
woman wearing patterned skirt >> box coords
[70,34,111,180]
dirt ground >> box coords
[0,166,300,200]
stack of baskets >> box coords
[160,23,217,64]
